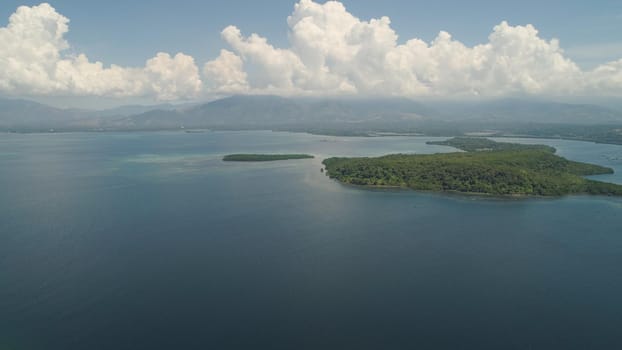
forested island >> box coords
[323,138,622,196]
[426,137,557,153]
[223,154,314,162]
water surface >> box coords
[1,131,621,349]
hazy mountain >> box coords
[426,98,622,124]
[2,95,622,132]
[110,95,622,129]
[0,98,195,130]
[104,95,433,129]
[91,103,196,118]
[0,97,89,129]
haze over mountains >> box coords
[2,95,622,133]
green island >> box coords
[322,138,622,196]
[223,154,314,162]
[426,137,557,153]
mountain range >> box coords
[2,95,622,132]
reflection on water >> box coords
[1,131,621,350]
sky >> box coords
[0,0,621,107]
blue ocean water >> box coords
[1,131,621,349]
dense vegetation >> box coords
[427,137,556,153]
[323,138,622,196]
[498,123,622,145]
[282,121,622,146]
[223,154,314,162]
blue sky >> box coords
[2,0,620,68]
[0,0,621,106]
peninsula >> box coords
[323,138,622,196]
[223,154,314,162]
[426,137,557,153]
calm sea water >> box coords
[1,131,621,350]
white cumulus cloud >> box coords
[0,3,202,100]
[145,52,202,101]
[205,0,622,98]
[203,49,249,93]
[2,1,622,100]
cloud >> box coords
[564,42,622,68]
[0,3,202,100]
[145,53,202,100]
[1,1,621,100]
[206,0,622,98]
[587,59,622,95]
[203,49,249,93]
[219,25,310,94]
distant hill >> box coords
[426,98,622,124]
[0,98,193,131]
[111,96,622,129]
[0,97,88,129]
[91,103,190,118]
[96,95,432,130]
[2,95,622,132]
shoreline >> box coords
[325,178,622,200]
[3,128,622,147]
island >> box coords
[322,138,622,196]
[223,154,314,162]
[426,136,557,153]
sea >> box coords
[1,131,621,349]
